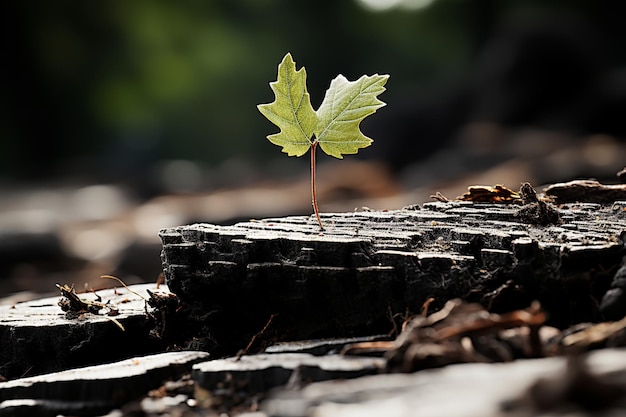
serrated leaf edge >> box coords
[257,53,316,157]
[314,73,388,159]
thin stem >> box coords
[311,140,324,230]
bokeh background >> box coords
[1,0,625,299]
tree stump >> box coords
[0,351,208,415]
[0,284,167,379]
[160,200,626,355]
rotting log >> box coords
[193,353,384,394]
[0,351,208,416]
[0,284,171,379]
[159,200,626,356]
[544,180,626,204]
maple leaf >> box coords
[257,53,317,157]
[315,73,389,159]
[257,52,389,230]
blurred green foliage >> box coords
[2,0,623,180]
[3,0,478,178]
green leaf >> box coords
[257,53,317,157]
[315,74,389,159]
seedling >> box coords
[258,53,389,230]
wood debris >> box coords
[56,284,102,317]
[56,283,125,330]
[515,182,561,225]
[343,299,548,373]
[456,184,521,203]
[544,179,626,204]
[556,316,626,354]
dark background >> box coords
[3,0,625,186]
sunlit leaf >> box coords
[315,73,389,159]
[257,53,317,157]
[257,52,390,229]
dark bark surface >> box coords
[0,351,208,415]
[0,284,167,379]
[160,200,626,356]
[2,197,626,416]
[192,353,384,393]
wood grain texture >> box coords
[160,201,626,355]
